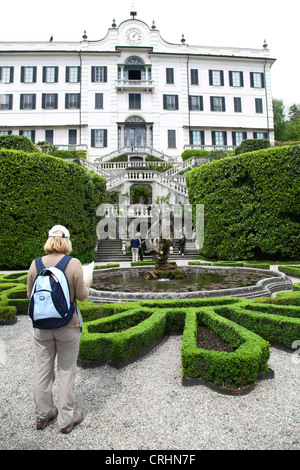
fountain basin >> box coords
[88,265,293,303]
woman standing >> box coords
[27,225,92,434]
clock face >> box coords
[126,28,142,44]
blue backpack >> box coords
[28,256,75,329]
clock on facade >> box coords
[126,27,143,44]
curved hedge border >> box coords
[1,273,299,393]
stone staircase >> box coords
[96,239,124,262]
[95,238,199,263]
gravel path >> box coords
[0,315,299,451]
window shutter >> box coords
[20,94,24,109]
[19,130,23,136]
[209,70,213,85]
[220,71,224,86]
[65,94,69,109]
[212,131,216,145]
[222,97,226,111]
[91,67,95,82]
[103,129,108,147]
[243,132,247,140]
[232,132,236,146]
[42,67,47,83]
[42,94,45,109]
[261,73,265,88]
[54,67,58,83]
[8,95,13,110]
[229,71,233,86]
[10,67,14,83]
[32,94,36,109]
[33,67,37,83]
[91,129,95,147]
[200,96,203,111]
[77,66,81,82]
[240,72,244,87]
[163,95,167,109]
[54,94,58,109]
[21,67,25,83]
[210,96,214,111]
[66,67,70,82]
[189,130,193,145]
[200,130,205,145]
[223,131,227,145]
[250,72,254,88]
[175,95,179,110]
[31,130,35,144]
[103,67,107,82]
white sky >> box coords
[1,0,299,112]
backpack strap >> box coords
[35,257,45,274]
[54,255,73,272]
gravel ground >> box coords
[0,315,299,451]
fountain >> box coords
[89,236,293,304]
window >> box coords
[166,68,174,84]
[66,66,81,83]
[250,72,265,88]
[42,94,58,109]
[190,69,199,85]
[212,131,227,146]
[95,93,104,109]
[163,95,179,110]
[209,70,224,86]
[189,95,203,111]
[234,97,242,113]
[91,129,108,147]
[45,130,54,144]
[255,98,263,113]
[189,130,205,146]
[229,71,244,87]
[69,129,77,147]
[0,130,12,135]
[254,132,268,139]
[65,93,80,109]
[91,66,107,82]
[0,94,13,110]
[210,96,226,112]
[19,130,35,143]
[21,66,37,83]
[42,66,58,83]
[20,94,36,110]
[129,93,141,109]
[232,131,247,146]
[168,130,176,148]
[0,67,14,83]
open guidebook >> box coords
[82,261,94,279]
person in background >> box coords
[130,233,141,262]
[27,225,92,434]
[178,230,186,256]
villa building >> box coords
[0,12,276,212]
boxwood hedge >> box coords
[0,148,106,268]
[1,273,299,391]
[186,145,300,261]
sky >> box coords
[1,0,299,113]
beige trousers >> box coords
[33,326,81,429]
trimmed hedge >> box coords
[0,148,106,268]
[186,145,300,261]
[1,274,299,390]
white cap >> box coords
[48,225,70,239]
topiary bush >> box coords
[0,148,106,268]
[186,145,300,261]
[0,134,39,153]
[234,138,270,155]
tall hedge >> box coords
[186,145,300,260]
[0,148,106,268]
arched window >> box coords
[124,57,145,80]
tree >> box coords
[272,99,287,141]
[273,99,300,142]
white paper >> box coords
[82,261,94,279]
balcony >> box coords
[115,79,154,93]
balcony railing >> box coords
[115,79,154,92]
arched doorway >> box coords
[125,116,146,147]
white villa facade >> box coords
[0,13,276,209]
